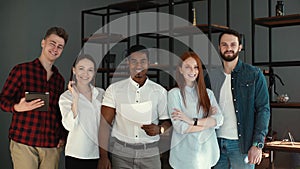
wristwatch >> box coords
[193,118,198,126]
[254,142,264,149]
[160,125,165,134]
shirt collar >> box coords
[34,58,59,74]
[232,59,242,73]
[90,85,98,98]
[129,76,148,88]
[185,85,195,93]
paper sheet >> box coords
[120,101,152,124]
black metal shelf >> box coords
[254,14,300,28]
[251,2,300,163]
[82,0,230,88]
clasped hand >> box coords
[141,123,160,136]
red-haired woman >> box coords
[168,51,223,169]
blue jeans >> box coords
[213,138,254,169]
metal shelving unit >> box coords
[252,1,300,168]
[81,0,230,89]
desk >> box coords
[264,141,300,169]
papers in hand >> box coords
[25,92,49,111]
[120,101,152,124]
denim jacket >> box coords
[210,59,270,153]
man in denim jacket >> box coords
[211,29,270,169]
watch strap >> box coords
[193,118,198,126]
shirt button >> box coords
[239,134,241,137]
[232,88,234,90]
[234,99,236,102]
[136,101,138,103]
[237,122,240,125]
[236,110,238,113]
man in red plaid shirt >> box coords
[0,27,68,169]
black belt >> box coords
[113,137,158,149]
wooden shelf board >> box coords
[253,61,300,67]
[265,141,300,153]
[196,24,230,34]
[140,24,229,38]
[254,14,300,27]
[270,102,300,108]
[83,33,126,44]
[108,0,159,12]
[164,24,229,36]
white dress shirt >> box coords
[102,77,169,144]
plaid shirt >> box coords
[0,58,67,147]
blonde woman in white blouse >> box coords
[59,54,104,169]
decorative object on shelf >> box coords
[192,8,196,26]
[276,1,285,16]
[263,68,285,100]
[276,94,289,103]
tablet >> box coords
[25,92,49,111]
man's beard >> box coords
[220,50,239,62]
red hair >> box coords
[175,51,211,117]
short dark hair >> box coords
[219,29,242,45]
[44,27,69,44]
[126,45,149,59]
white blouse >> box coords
[168,86,223,169]
[59,86,104,159]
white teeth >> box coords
[50,51,56,56]
[79,76,89,80]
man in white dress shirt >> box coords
[98,45,171,169]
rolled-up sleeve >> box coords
[168,89,190,134]
[207,89,223,128]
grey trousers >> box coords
[111,139,161,169]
